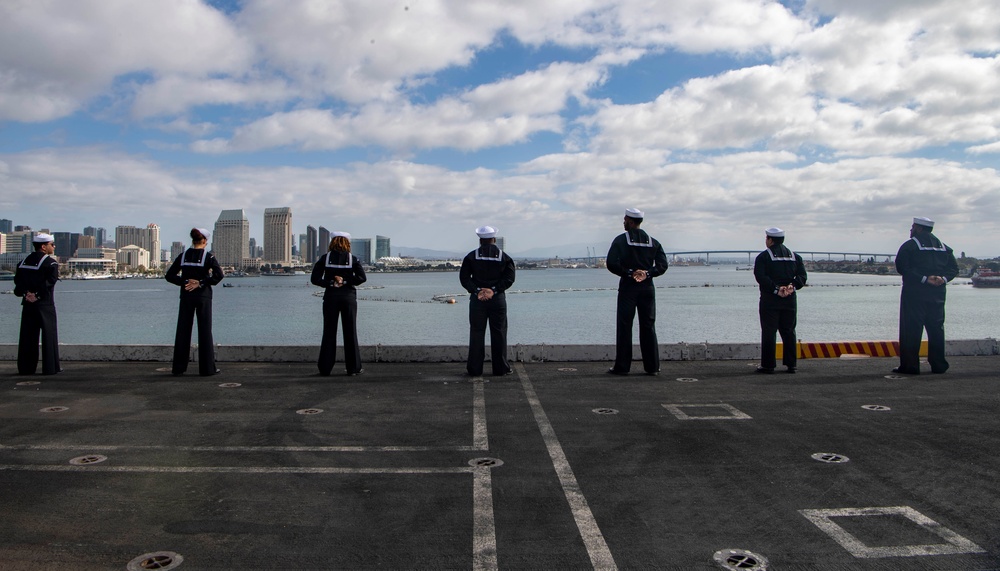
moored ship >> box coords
[971,267,1000,288]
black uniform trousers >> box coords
[759,300,797,370]
[898,291,948,374]
[614,286,659,373]
[468,294,510,376]
[318,292,361,375]
[18,303,60,375]
[172,295,216,376]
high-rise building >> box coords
[84,226,107,248]
[52,232,80,260]
[353,238,372,264]
[305,225,317,263]
[318,227,330,257]
[0,219,12,234]
[6,230,33,254]
[263,207,292,265]
[115,224,161,268]
[497,237,506,252]
[77,235,96,250]
[213,209,250,268]
[376,235,391,260]
[170,241,185,261]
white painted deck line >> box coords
[472,467,499,571]
[515,362,617,571]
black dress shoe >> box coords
[347,369,364,376]
[607,368,629,375]
[891,367,919,375]
[493,369,513,376]
[755,366,774,374]
[644,370,660,376]
[786,367,796,374]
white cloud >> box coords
[0,0,251,121]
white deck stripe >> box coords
[472,467,498,570]
[473,380,489,451]
[0,464,473,475]
[0,444,480,453]
[515,363,617,570]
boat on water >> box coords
[971,267,1000,288]
[735,265,753,271]
[0,270,13,281]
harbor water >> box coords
[1,266,997,346]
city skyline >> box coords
[2,1,1000,256]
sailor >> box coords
[165,228,224,376]
[606,208,668,375]
[459,225,516,377]
[753,227,807,374]
[894,217,958,375]
[310,231,367,376]
[13,233,61,375]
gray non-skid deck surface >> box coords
[1,357,998,570]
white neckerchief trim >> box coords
[766,247,796,262]
[910,237,947,252]
[625,232,653,248]
[475,247,504,261]
[18,254,50,270]
[180,248,208,267]
[325,252,353,269]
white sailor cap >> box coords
[476,225,497,239]
[32,232,55,243]
[912,216,934,228]
[765,227,785,238]
[625,208,644,219]
[196,228,211,241]
[332,231,352,240]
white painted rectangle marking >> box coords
[799,506,985,558]
[661,403,752,420]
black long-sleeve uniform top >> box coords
[459,244,516,296]
[606,229,668,288]
[310,251,367,298]
[754,245,807,302]
[165,248,224,298]
[13,252,59,306]
[895,233,959,300]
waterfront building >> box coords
[0,252,25,270]
[77,235,96,250]
[67,258,117,275]
[115,224,161,269]
[213,209,250,269]
[0,219,12,234]
[0,233,5,256]
[77,248,117,260]
[117,244,151,270]
[263,207,292,265]
[318,227,330,255]
[376,235,391,260]
[170,241,185,261]
[497,236,506,251]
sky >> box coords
[2,0,1000,258]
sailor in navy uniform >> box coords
[606,208,668,375]
[753,227,807,374]
[311,231,367,375]
[894,217,959,375]
[13,233,61,375]
[459,226,516,377]
[165,228,224,376]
